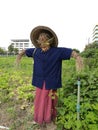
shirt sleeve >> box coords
[60,47,73,60]
[25,48,35,57]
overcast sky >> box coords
[0,0,98,52]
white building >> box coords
[92,25,98,43]
[11,39,33,52]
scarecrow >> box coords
[16,26,84,130]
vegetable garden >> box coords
[0,43,98,130]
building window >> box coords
[20,43,23,47]
[16,43,19,47]
[24,43,29,47]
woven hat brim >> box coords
[30,26,58,47]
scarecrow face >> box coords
[39,33,48,42]
[37,33,50,44]
[37,33,50,52]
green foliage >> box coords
[72,48,80,53]
[0,56,36,129]
[8,44,14,53]
[56,59,98,130]
[14,48,19,55]
[0,47,6,54]
[0,56,34,102]
[0,52,98,130]
[81,42,98,69]
[17,84,35,101]
[84,42,98,51]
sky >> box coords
[0,0,98,52]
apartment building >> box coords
[92,25,98,43]
[11,39,33,52]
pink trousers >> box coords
[34,82,58,124]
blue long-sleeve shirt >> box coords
[26,47,72,90]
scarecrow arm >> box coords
[16,49,26,66]
[71,51,84,72]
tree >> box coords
[73,48,80,53]
[14,48,19,55]
[84,42,98,51]
[8,44,14,54]
[0,47,5,54]
[81,42,98,68]
[81,42,98,58]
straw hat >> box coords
[30,26,58,47]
